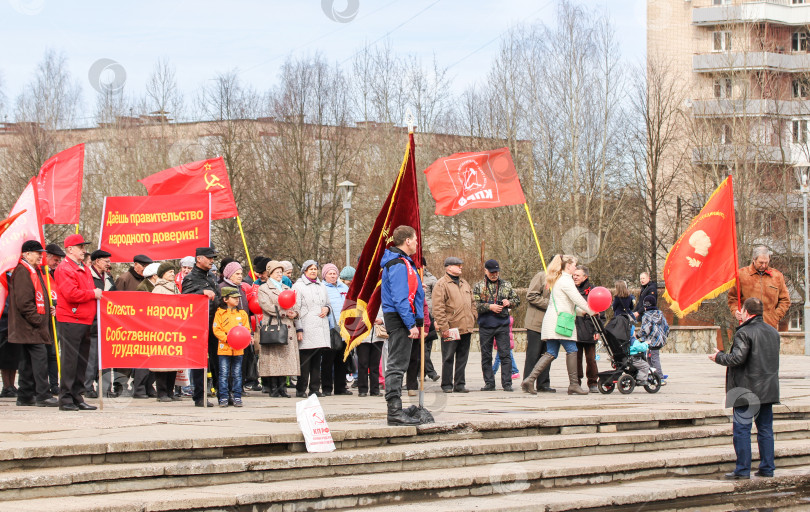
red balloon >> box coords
[227,325,252,350]
[278,290,297,310]
[248,298,262,315]
[587,286,612,313]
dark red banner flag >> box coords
[98,291,210,370]
[663,175,738,317]
[99,194,211,263]
[36,143,85,225]
[139,157,238,220]
[423,147,526,216]
[339,133,421,360]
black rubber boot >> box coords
[387,396,420,426]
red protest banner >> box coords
[98,291,209,370]
[99,194,210,263]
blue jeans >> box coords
[544,339,578,358]
[218,355,243,402]
[493,349,519,375]
[732,402,774,476]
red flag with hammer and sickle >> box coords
[139,157,238,220]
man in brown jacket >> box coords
[524,270,554,393]
[728,246,790,330]
[432,257,476,393]
[9,240,58,407]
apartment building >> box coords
[649,0,806,331]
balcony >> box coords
[693,1,810,26]
[692,99,810,117]
[693,51,810,73]
[692,144,790,164]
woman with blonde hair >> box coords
[611,280,635,319]
[521,254,596,395]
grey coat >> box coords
[292,276,331,350]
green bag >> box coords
[551,289,575,337]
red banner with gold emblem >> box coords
[662,175,738,317]
[139,157,238,220]
[99,194,211,263]
[98,291,209,369]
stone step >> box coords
[2,404,808,472]
[3,440,810,512]
[1,421,809,504]
[350,465,810,512]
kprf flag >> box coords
[36,143,85,225]
[423,147,526,216]
[340,133,422,360]
[0,180,45,317]
[663,175,738,318]
[139,157,238,220]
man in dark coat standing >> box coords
[9,241,58,407]
[573,265,600,393]
[43,243,65,395]
[112,254,152,395]
[710,297,780,479]
[633,272,657,320]
[86,250,115,398]
[181,247,220,407]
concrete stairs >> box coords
[2,405,810,511]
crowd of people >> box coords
[0,231,791,417]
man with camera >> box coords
[473,259,520,392]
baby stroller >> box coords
[590,314,662,394]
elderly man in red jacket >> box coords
[54,234,102,411]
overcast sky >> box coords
[0,0,646,122]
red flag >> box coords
[0,180,45,317]
[36,143,85,225]
[139,157,238,220]
[663,176,738,317]
[423,147,526,216]
[340,133,421,359]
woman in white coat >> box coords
[521,254,596,395]
[292,260,331,397]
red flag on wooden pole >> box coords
[339,133,421,360]
[36,143,85,225]
[139,157,238,220]
[423,147,525,216]
[663,175,738,317]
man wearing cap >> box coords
[54,234,102,411]
[432,256,476,393]
[181,247,220,407]
[8,240,58,407]
[136,263,161,293]
[473,259,520,392]
[43,243,65,395]
[84,250,116,398]
[115,254,153,292]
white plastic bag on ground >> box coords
[296,394,336,453]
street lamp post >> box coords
[337,180,357,267]
[796,167,810,356]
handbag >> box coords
[259,305,288,345]
[329,310,345,351]
[551,289,576,337]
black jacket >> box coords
[634,281,658,317]
[181,264,220,317]
[575,279,601,343]
[715,315,780,407]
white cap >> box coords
[143,262,160,278]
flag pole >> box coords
[75,224,79,235]
[419,327,425,409]
[729,175,742,327]
[236,216,255,280]
[523,203,547,272]
[44,266,61,377]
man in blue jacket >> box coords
[380,225,424,426]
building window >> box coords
[794,119,808,143]
[713,31,732,52]
[714,78,733,99]
[793,0,807,5]
[713,0,731,4]
[719,124,732,144]
[789,309,802,331]
[793,31,810,52]
[793,79,810,99]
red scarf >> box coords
[401,257,418,313]
[21,259,45,314]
